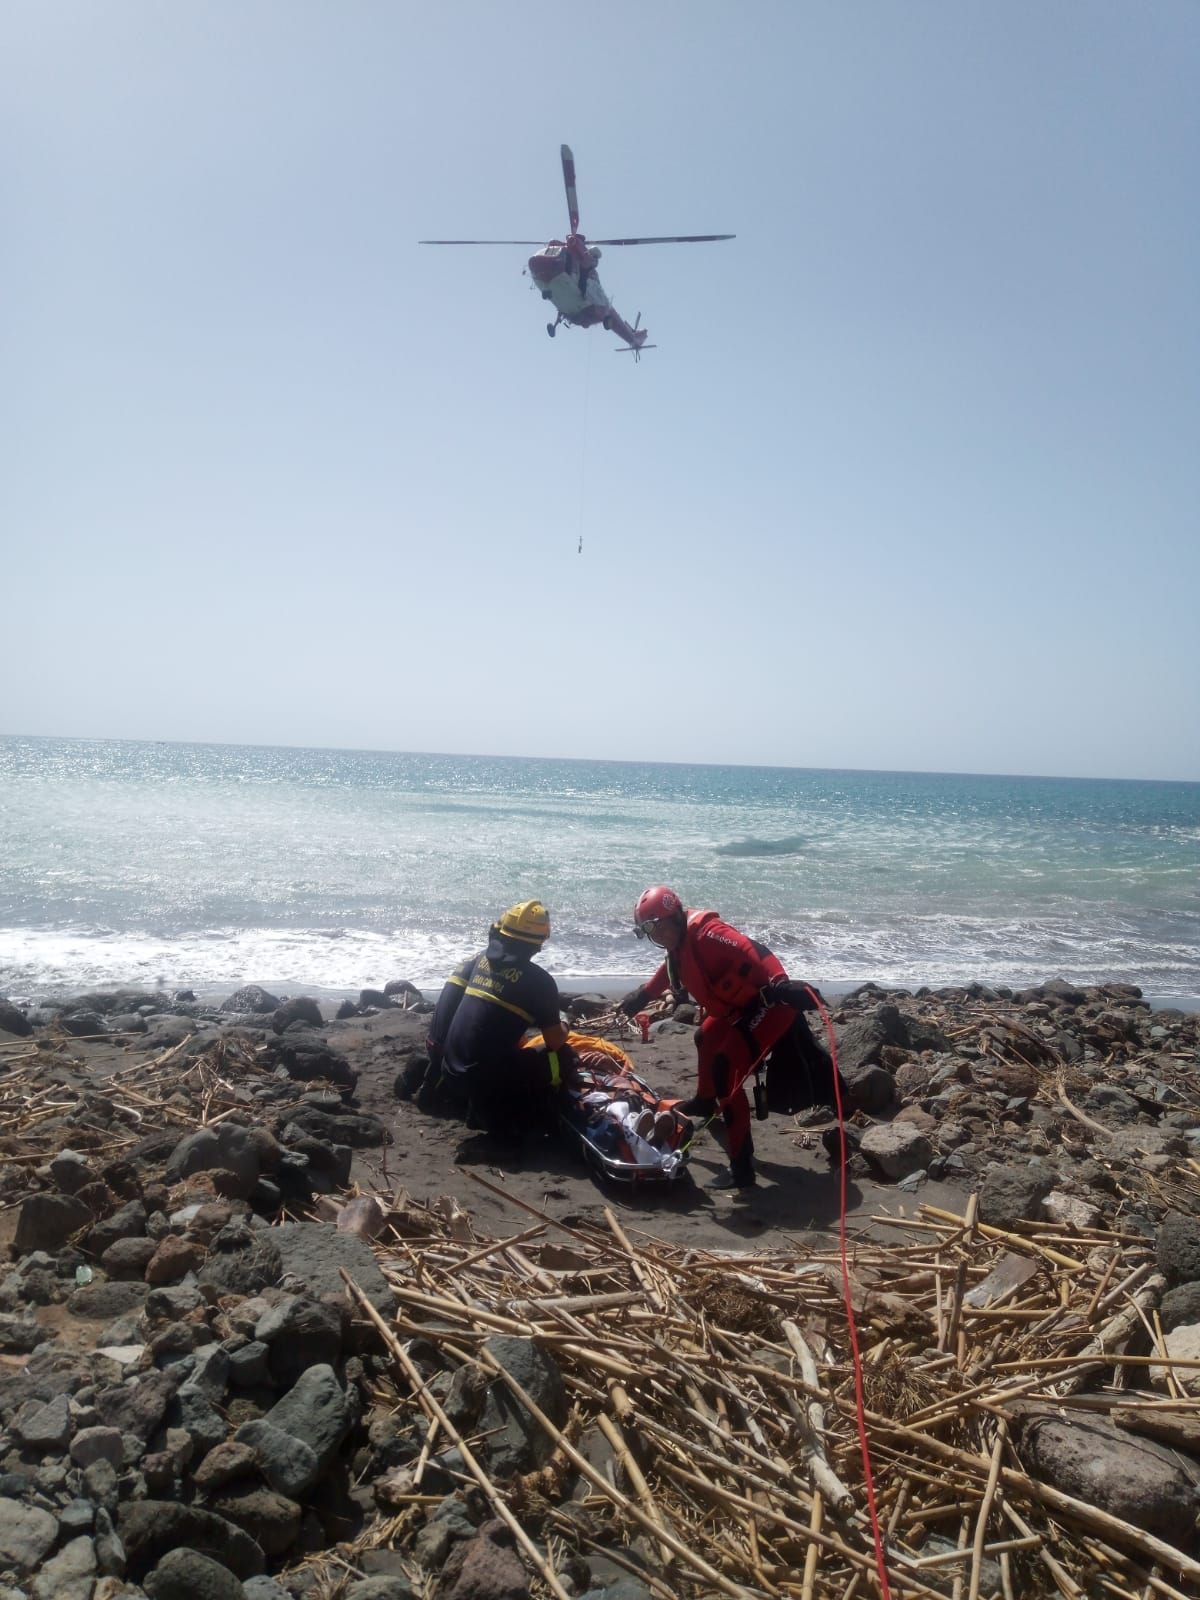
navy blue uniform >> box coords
[428,929,564,1136]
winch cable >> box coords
[805,983,893,1600]
[575,334,593,555]
[666,988,892,1597]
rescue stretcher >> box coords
[545,1033,693,1186]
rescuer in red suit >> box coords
[618,886,827,1192]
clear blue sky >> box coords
[4,3,1197,780]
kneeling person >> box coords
[426,900,574,1140]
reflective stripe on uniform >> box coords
[463,985,535,1025]
[547,1051,562,1087]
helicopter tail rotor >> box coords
[615,314,656,362]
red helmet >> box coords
[633,885,683,939]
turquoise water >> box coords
[0,735,1196,1000]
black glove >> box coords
[618,986,648,1018]
[759,979,822,1013]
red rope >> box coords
[807,986,893,1600]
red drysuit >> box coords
[641,910,794,1183]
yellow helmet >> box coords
[497,899,551,946]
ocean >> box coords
[0,736,1197,1003]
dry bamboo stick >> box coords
[604,1204,667,1312]
[595,1410,672,1566]
[661,1460,945,1599]
[801,1490,823,1600]
[451,1222,547,1272]
[472,1342,766,1600]
[339,1272,572,1600]
[782,1320,855,1518]
[966,1420,1007,1600]
[920,1208,1086,1272]
[911,1536,1041,1568]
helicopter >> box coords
[420,145,733,360]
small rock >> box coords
[1160,1281,1200,1333]
[120,1501,265,1581]
[13,1393,72,1453]
[145,1546,248,1599]
[346,1578,417,1600]
[70,1433,125,1465]
[0,1496,59,1574]
[978,1165,1051,1229]
[209,1487,301,1558]
[271,998,323,1033]
[193,1440,260,1493]
[14,1192,94,1253]
[220,986,281,1015]
[447,1518,529,1600]
[146,1235,203,1285]
[101,1236,158,1279]
[0,1314,47,1353]
[233,1421,320,1499]
[1149,1320,1200,1394]
[1043,1190,1101,1231]
[1157,1212,1200,1287]
[0,1000,32,1037]
[1016,1412,1194,1545]
[68,1280,150,1319]
[255,1296,342,1389]
[859,1121,933,1180]
[32,1534,96,1600]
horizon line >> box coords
[2,729,1197,787]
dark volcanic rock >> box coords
[96,1368,181,1437]
[233,1420,320,1499]
[145,1547,249,1599]
[209,1487,302,1558]
[833,1004,911,1076]
[272,1221,395,1317]
[220,985,281,1015]
[198,1222,283,1298]
[1161,1281,1200,1333]
[165,1125,265,1198]
[119,1500,266,1580]
[978,1165,1052,1229]
[477,1337,567,1478]
[259,1363,355,1478]
[14,1192,94,1253]
[843,1063,897,1114]
[256,1296,343,1389]
[67,1279,150,1319]
[446,1518,529,1600]
[1017,1412,1195,1546]
[0,1000,32,1037]
[271,997,324,1033]
[271,1030,357,1089]
[87,1197,148,1256]
[101,1235,158,1278]
[282,1101,387,1148]
[1157,1212,1200,1287]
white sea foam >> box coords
[1,738,1196,1001]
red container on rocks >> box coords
[635,1011,651,1043]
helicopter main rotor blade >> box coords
[561,144,580,234]
[589,234,735,246]
[419,240,546,245]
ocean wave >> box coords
[714,835,806,858]
[1,915,1196,1006]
